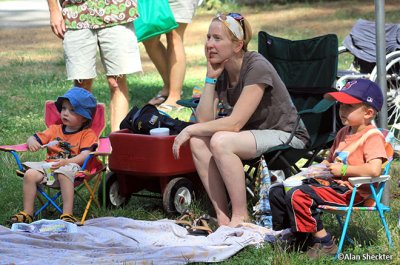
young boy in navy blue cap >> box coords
[11,87,98,224]
[269,79,388,259]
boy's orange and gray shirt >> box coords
[327,124,387,197]
[35,124,98,161]
[60,0,139,29]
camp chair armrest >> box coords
[92,137,111,156]
[298,99,335,115]
[348,175,390,186]
[0,143,28,152]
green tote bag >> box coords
[134,0,179,42]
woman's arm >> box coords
[173,84,265,158]
[192,83,264,134]
[195,83,219,122]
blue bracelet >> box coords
[205,76,217,84]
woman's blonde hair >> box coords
[212,13,252,52]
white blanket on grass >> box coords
[0,217,280,264]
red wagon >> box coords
[98,129,199,213]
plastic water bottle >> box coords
[253,156,273,228]
[260,158,271,189]
[42,162,56,185]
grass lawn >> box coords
[1,0,400,264]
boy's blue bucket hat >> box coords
[55,87,97,120]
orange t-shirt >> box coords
[34,124,98,161]
[327,125,387,196]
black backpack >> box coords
[120,104,193,135]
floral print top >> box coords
[61,0,138,29]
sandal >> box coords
[187,214,213,235]
[148,92,168,106]
[175,210,195,229]
[60,213,78,223]
[157,103,184,113]
[10,211,33,224]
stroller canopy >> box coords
[343,19,400,63]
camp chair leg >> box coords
[102,170,106,208]
[84,174,102,207]
[80,174,103,225]
[376,208,393,247]
[372,184,393,248]
[35,187,62,217]
[335,188,358,260]
[336,215,354,246]
[80,192,94,225]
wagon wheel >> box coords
[162,177,194,214]
[370,51,400,140]
[98,172,131,208]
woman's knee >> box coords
[190,136,208,154]
[209,132,231,156]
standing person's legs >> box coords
[107,75,129,132]
[98,23,142,131]
[64,28,98,92]
[74,79,93,91]
[190,136,230,226]
[144,36,170,105]
[162,23,188,107]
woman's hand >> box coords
[205,49,228,79]
[173,127,191,160]
[27,136,42,152]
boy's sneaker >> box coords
[306,240,338,259]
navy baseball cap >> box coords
[55,87,97,120]
[325,79,383,111]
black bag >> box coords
[120,104,193,135]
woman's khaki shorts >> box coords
[63,23,142,80]
[23,161,81,188]
[250,129,306,157]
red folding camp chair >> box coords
[0,101,111,225]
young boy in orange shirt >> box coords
[11,87,98,224]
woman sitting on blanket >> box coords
[172,12,309,227]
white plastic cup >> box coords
[149,127,170,136]
[283,179,303,193]
[42,162,57,185]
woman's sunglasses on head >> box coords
[216,13,245,40]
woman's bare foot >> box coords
[214,212,230,227]
[228,215,251,227]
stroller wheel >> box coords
[99,172,130,208]
[163,177,194,214]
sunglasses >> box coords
[216,13,245,40]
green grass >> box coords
[1,1,400,264]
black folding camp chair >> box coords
[246,32,339,181]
